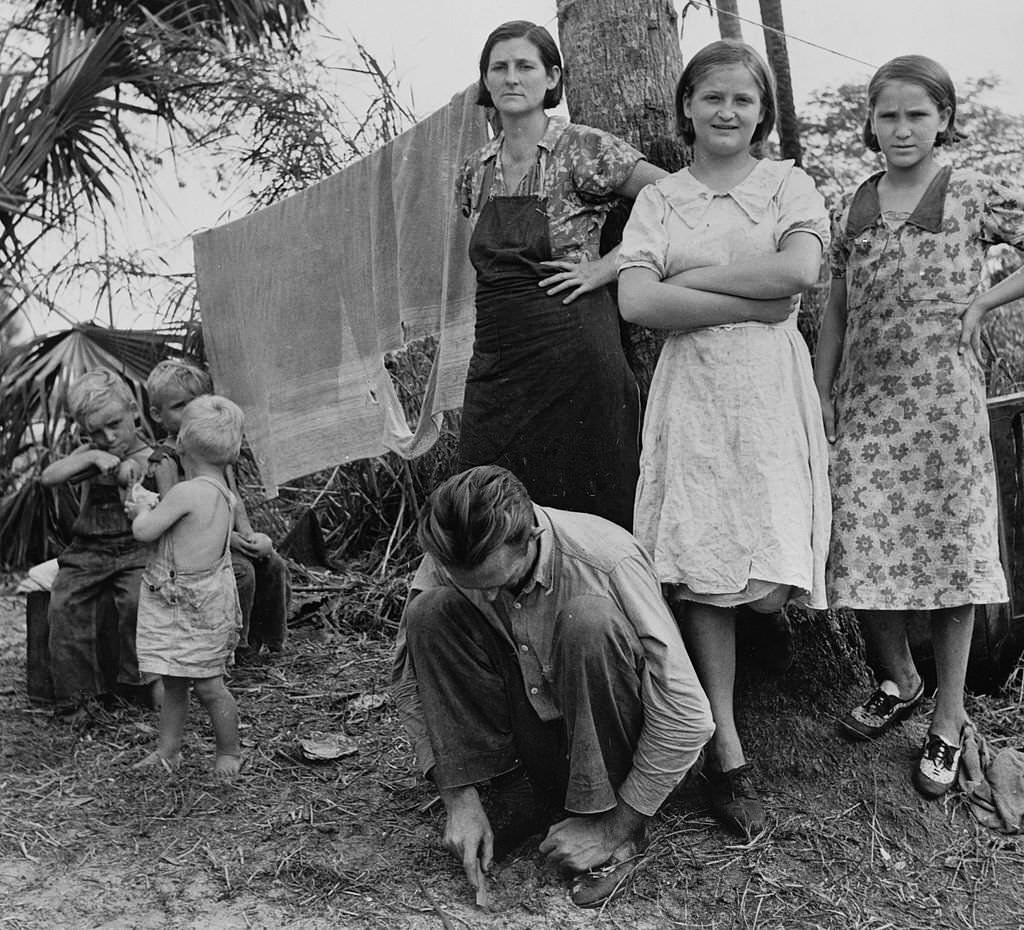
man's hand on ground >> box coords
[539,800,646,872]
[440,785,493,891]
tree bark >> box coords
[556,0,687,400]
[714,0,743,40]
[758,0,803,164]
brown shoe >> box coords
[706,764,766,838]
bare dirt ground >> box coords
[3,586,1024,930]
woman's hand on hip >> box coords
[539,254,614,305]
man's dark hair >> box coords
[418,466,534,570]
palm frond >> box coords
[0,323,194,471]
[31,1,313,49]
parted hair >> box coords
[417,466,535,570]
[146,358,214,407]
[863,55,961,151]
[178,395,244,467]
[476,20,563,109]
[66,368,136,426]
[675,39,777,147]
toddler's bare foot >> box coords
[214,753,243,781]
[133,750,181,773]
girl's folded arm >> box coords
[619,266,792,332]
[669,230,824,298]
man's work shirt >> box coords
[392,505,714,817]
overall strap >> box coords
[191,475,236,558]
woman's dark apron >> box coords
[459,184,640,530]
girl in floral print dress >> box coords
[814,55,1024,798]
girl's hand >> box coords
[749,297,796,324]
[819,392,837,443]
[958,301,987,364]
[539,256,613,305]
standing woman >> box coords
[617,40,831,837]
[457,21,665,530]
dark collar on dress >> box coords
[846,165,951,236]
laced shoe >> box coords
[839,679,924,741]
[706,763,766,838]
[914,731,963,799]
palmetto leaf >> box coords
[0,18,149,277]
[0,323,199,567]
[0,323,191,466]
[31,1,313,49]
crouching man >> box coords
[393,466,714,908]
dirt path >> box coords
[3,590,1024,929]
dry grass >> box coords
[3,585,1024,929]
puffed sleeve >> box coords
[981,176,1024,250]
[617,184,671,279]
[570,125,645,198]
[775,165,830,252]
[829,194,852,279]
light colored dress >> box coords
[828,166,1023,610]
[619,158,831,609]
[136,476,242,678]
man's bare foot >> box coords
[133,750,181,773]
[214,753,243,781]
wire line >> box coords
[689,1,877,69]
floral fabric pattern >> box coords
[827,166,1022,609]
[456,116,643,261]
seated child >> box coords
[127,395,246,779]
[144,359,290,660]
[41,368,158,719]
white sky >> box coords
[327,0,1024,117]
[18,0,1024,333]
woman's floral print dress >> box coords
[828,166,1024,609]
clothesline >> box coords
[687,1,877,69]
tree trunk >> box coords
[556,0,687,401]
[714,0,743,40]
[758,0,803,164]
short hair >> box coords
[66,368,135,426]
[675,39,777,147]
[146,358,213,407]
[178,395,244,467]
[417,466,535,570]
[476,20,563,109]
[863,55,961,151]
